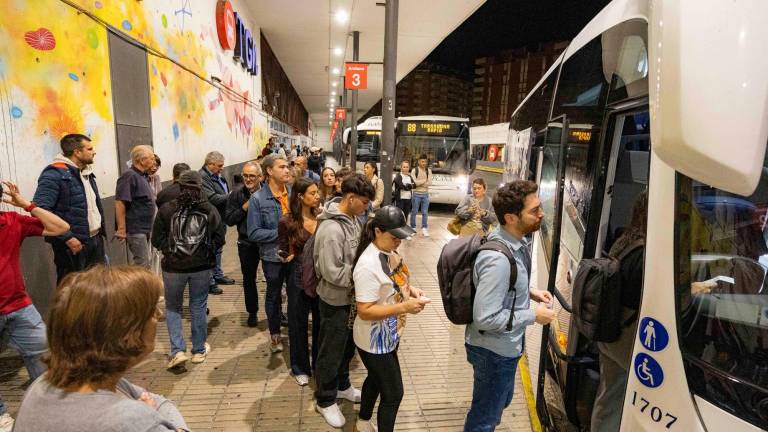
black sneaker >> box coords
[281,312,288,327]
[215,276,235,285]
[247,313,259,327]
[209,285,223,295]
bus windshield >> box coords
[395,128,469,174]
[356,131,381,162]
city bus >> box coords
[342,116,382,171]
[395,115,470,205]
[469,122,509,191]
[499,0,768,431]
[344,115,471,204]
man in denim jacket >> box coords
[247,154,292,352]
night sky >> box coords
[426,0,611,75]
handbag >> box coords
[447,216,464,235]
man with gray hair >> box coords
[225,161,263,327]
[115,144,157,268]
[200,151,232,294]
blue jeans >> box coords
[164,270,210,356]
[262,260,289,336]
[464,344,520,432]
[211,246,225,283]
[410,192,429,229]
[0,305,48,415]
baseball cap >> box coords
[372,206,416,239]
[177,170,202,189]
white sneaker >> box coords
[316,402,346,428]
[422,228,430,237]
[356,418,378,432]
[337,385,362,403]
[294,374,310,386]
[167,351,189,369]
[190,342,211,364]
[0,413,14,432]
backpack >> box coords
[169,206,212,258]
[571,240,644,343]
[437,234,518,329]
[301,219,325,298]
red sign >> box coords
[488,144,499,161]
[335,108,346,120]
[216,1,236,50]
[345,63,368,90]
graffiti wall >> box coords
[0,0,267,197]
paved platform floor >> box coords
[0,210,533,432]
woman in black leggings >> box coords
[351,206,429,431]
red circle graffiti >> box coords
[216,1,236,50]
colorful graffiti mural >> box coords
[0,0,267,198]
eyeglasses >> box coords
[242,174,261,179]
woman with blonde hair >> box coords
[14,265,188,431]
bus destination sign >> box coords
[398,121,461,137]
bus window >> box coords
[356,131,381,162]
[539,125,563,261]
[676,150,768,429]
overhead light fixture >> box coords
[332,67,340,75]
[333,47,343,56]
[335,10,349,24]
[332,82,338,87]
[331,91,336,96]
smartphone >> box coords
[277,250,289,259]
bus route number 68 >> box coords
[631,391,678,428]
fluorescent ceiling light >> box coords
[333,47,343,56]
[335,10,348,24]
[331,91,336,96]
[332,68,340,75]
[332,82,337,87]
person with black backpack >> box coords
[589,192,646,432]
[151,170,225,370]
[463,180,555,432]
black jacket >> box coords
[199,167,229,217]
[151,200,225,273]
[308,154,324,175]
[225,184,257,244]
[392,172,414,202]
[156,183,181,208]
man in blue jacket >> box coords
[247,153,292,353]
[33,134,106,282]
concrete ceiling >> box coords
[245,0,485,130]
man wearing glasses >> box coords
[225,162,263,327]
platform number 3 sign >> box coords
[345,63,368,90]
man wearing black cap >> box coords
[152,170,225,370]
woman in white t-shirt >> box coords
[352,206,429,432]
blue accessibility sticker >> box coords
[634,352,664,388]
[638,317,668,352]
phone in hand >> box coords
[277,250,289,259]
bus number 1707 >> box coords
[630,391,678,428]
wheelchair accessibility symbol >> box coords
[639,317,668,352]
[634,353,664,388]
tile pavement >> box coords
[0,210,532,432]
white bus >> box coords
[470,122,509,190]
[343,116,382,172]
[344,115,471,204]
[501,0,768,431]
[395,115,470,205]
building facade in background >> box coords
[364,61,472,120]
[472,41,567,125]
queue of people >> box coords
[0,132,563,432]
